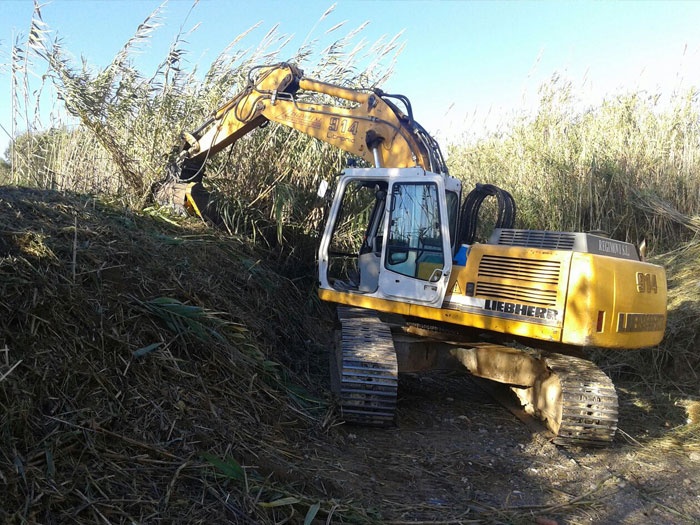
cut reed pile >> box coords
[0,187,338,524]
[655,241,700,380]
[1,187,698,524]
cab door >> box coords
[377,175,453,306]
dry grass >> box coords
[0,187,339,523]
[447,77,700,255]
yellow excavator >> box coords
[157,62,667,446]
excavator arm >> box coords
[157,62,447,218]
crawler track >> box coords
[332,310,618,445]
[332,307,398,426]
[511,352,619,446]
[545,353,619,446]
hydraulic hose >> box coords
[458,183,517,245]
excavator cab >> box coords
[318,167,461,308]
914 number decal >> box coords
[328,117,358,135]
[636,272,658,294]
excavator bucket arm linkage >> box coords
[155,62,446,219]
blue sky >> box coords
[2,0,700,157]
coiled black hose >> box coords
[458,183,517,245]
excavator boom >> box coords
[158,63,447,217]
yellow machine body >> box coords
[320,241,666,350]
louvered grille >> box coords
[495,229,577,250]
[476,255,561,306]
[478,255,560,284]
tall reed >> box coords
[8,3,700,256]
[6,2,403,246]
[447,75,700,254]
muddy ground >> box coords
[300,365,700,524]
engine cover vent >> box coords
[490,229,640,261]
[476,255,560,306]
[492,229,576,250]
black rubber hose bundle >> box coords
[458,183,517,246]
